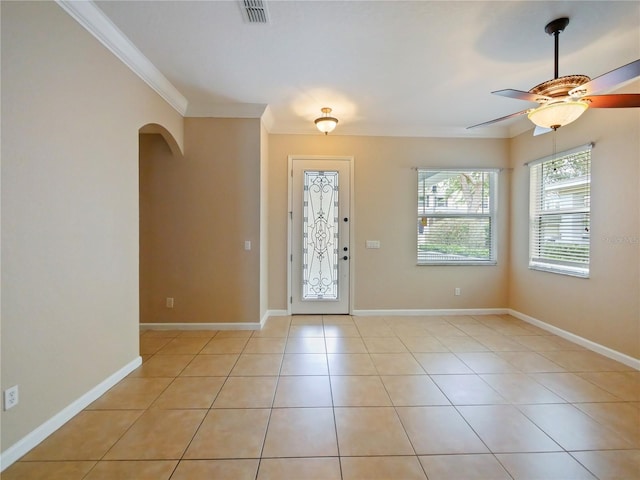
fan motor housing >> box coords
[529,75,591,99]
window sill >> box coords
[418,261,497,266]
[529,264,589,278]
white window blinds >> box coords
[417,169,497,265]
[529,144,592,277]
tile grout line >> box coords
[171,332,219,472]
[171,330,244,476]
[253,320,289,479]
[376,338,430,479]
[391,317,515,479]
[323,315,346,480]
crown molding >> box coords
[260,105,276,132]
[56,0,188,116]
[186,102,268,119]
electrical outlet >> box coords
[455,287,461,296]
[4,385,19,411]
[166,297,174,308]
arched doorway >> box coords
[139,123,182,325]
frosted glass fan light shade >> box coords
[528,101,588,129]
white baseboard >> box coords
[141,310,291,332]
[352,308,638,371]
[0,356,142,472]
[352,308,509,317]
[140,322,261,330]
[508,309,640,371]
[263,310,289,323]
[266,309,289,317]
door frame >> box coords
[287,155,355,315]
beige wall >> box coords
[139,118,262,324]
[1,2,183,451]
[260,122,270,320]
[508,83,640,358]
[268,135,510,312]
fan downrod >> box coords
[545,17,569,36]
[545,17,570,80]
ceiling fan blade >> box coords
[583,93,640,108]
[492,89,551,103]
[533,126,553,136]
[569,59,640,97]
[467,109,530,129]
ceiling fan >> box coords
[468,17,640,135]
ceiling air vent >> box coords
[240,0,270,24]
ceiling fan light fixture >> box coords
[314,107,338,134]
[527,100,588,130]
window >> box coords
[417,169,497,265]
[529,144,592,277]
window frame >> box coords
[528,144,592,278]
[417,168,498,266]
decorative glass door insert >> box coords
[303,171,339,300]
[290,157,351,315]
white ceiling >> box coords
[93,0,640,138]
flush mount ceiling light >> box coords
[314,107,338,135]
[527,100,589,130]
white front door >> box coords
[290,157,352,314]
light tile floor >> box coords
[4,314,639,479]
